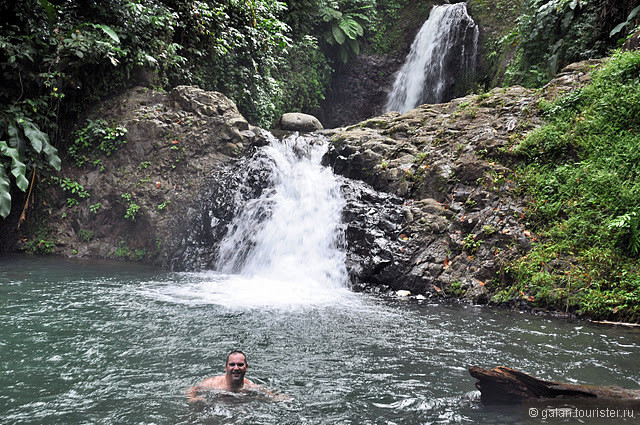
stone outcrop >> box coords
[320,54,403,128]
[22,60,600,306]
[276,112,323,132]
[323,60,599,301]
[32,85,265,263]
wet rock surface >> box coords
[323,61,599,301]
[167,137,277,271]
[36,85,265,264]
[27,60,600,305]
[320,54,403,128]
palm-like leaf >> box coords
[0,141,28,191]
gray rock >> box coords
[277,113,323,132]
[38,85,265,265]
[323,60,601,301]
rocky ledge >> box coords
[21,60,601,306]
[323,60,601,302]
[31,85,264,263]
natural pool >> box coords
[1,255,639,424]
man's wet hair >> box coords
[226,350,247,365]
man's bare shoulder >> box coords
[198,375,226,389]
[243,378,258,388]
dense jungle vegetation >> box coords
[501,51,640,322]
[1,0,640,321]
[1,0,399,218]
[488,0,640,321]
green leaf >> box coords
[144,54,158,65]
[338,17,362,40]
[347,37,360,55]
[610,22,627,38]
[628,5,640,21]
[94,24,120,43]
[42,142,61,171]
[548,52,559,76]
[7,122,24,152]
[0,141,28,191]
[20,120,61,170]
[319,7,342,21]
[38,0,57,26]
[324,31,336,45]
[0,165,11,218]
[21,120,46,153]
[339,46,349,64]
[562,10,574,29]
[331,25,346,45]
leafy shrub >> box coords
[505,51,640,321]
[69,119,127,166]
[504,0,640,88]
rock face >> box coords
[277,113,324,132]
[24,60,598,305]
[323,61,599,301]
[34,85,265,263]
[321,54,403,128]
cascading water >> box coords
[163,133,352,308]
[215,133,349,286]
[385,3,479,113]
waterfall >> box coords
[385,3,479,113]
[214,133,349,288]
[162,132,352,307]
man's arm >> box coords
[185,385,206,403]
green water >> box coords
[1,255,639,424]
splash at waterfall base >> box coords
[21,61,598,313]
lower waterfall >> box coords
[214,133,349,288]
[165,132,353,308]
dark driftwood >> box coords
[469,366,640,404]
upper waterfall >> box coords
[385,3,479,113]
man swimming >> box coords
[186,350,258,402]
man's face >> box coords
[225,353,248,385]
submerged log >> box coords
[469,366,640,404]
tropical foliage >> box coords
[501,51,640,321]
[504,0,640,87]
[0,0,387,218]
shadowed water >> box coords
[1,255,639,424]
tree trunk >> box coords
[469,366,640,404]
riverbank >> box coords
[324,52,640,323]
[9,52,640,324]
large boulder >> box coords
[29,85,265,264]
[277,113,323,132]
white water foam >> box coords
[151,133,353,309]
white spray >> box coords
[386,3,478,113]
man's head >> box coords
[225,350,248,388]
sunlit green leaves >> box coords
[506,50,640,320]
[319,2,373,63]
